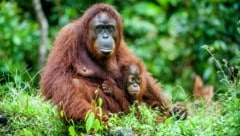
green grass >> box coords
[0,81,67,135]
[0,78,239,136]
[0,48,239,135]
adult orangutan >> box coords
[40,3,187,121]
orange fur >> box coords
[194,75,214,104]
[40,4,185,121]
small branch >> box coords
[32,0,49,70]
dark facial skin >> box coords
[89,12,117,57]
[126,64,141,96]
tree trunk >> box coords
[32,0,49,70]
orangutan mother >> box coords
[40,4,186,121]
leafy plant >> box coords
[64,88,105,136]
[84,88,104,134]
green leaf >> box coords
[98,98,103,106]
[93,119,101,132]
[68,126,76,136]
[60,110,64,117]
[13,35,21,45]
[85,112,95,132]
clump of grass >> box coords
[0,80,67,135]
[104,101,237,136]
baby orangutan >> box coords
[75,63,187,119]
[126,64,141,96]
[122,64,146,102]
[122,64,188,120]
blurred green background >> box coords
[0,0,239,101]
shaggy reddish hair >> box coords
[40,4,178,121]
